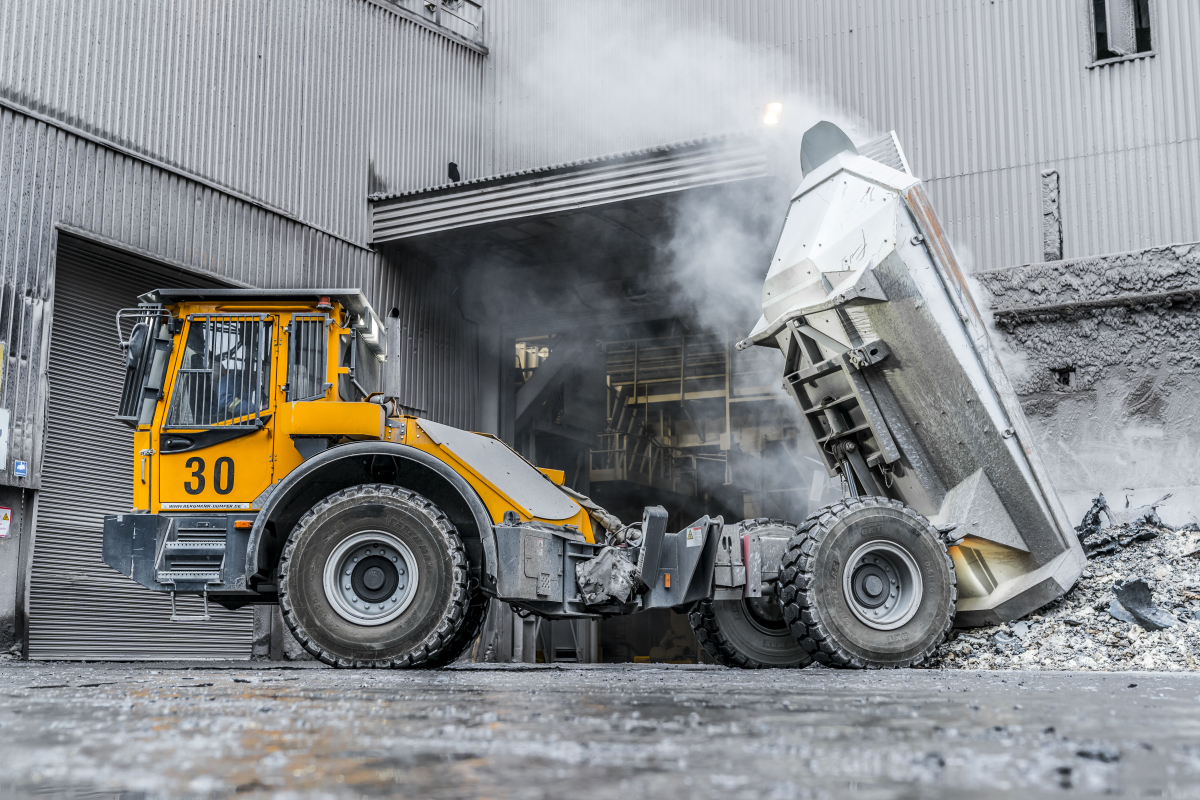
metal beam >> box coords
[514,339,591,432]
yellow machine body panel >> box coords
[158,428,273,510]
[400,418,595,539]
[132,296,595,539]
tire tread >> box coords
[777,496,956,669]
[278,484,471,669]
[688,518,813,670]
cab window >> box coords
[338,329,382,401]
[287,314,330,402]
[166,315,272,428]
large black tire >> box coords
[279,484,470,668]
[689,519,813,669]
[422,584,489,668]
[778,497,956,669]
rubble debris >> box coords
[1075,493,1112,550]
[1112,579,1177,631]
[1107,599,1137,625]
[928,503,1200,671]
[993,630,1023,653]
[1114,494,1172,528]
[1075,493,1171,558]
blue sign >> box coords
[13,461,27,477]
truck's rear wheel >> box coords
[778,497,955,669]
[279,484,470,668]
[689,520,813,669]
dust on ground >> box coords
[3,663,1200,799]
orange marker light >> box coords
[234,520,253,529]
[664,573,671,588]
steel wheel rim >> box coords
[323,531,419,626]
[741,596,789,635]
[842,539,923,630]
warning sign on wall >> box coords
[0,507,10,538]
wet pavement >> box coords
[2,662,1199,799]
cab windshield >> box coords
[165,315,272,428]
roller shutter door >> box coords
[27,234,253,659]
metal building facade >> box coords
[484,0,1200,271]
[0,0,488,487]
[1,0,488,242]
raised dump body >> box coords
[741,123,1084,626]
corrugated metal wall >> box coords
[0,0,486,487]
[0,0,489,244]
[388,266,481,423]
[0,107,478,486]
[485,0,1200,270]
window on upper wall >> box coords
[384,0,484,48]
[1092,0,1154,63]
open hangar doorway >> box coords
[372,136,842,663]
[506,316,842,663]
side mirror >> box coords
[126,322,149,370]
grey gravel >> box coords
[929,520,1200,671]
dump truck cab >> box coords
[123,290,390,517]
[106,291,599,580]
[105,289,699,667]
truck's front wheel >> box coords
[279,484,470,668]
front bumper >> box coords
[103,512,261,600]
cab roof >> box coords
[141,288,386,355]
[139,288,379,320]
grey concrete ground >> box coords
[2,662,1200,799]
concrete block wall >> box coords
[977,242,1200,526]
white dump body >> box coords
[744,148,1084,625]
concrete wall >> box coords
[977,242,1200,525]
[0,487,31,654]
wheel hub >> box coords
[743,595,787,633]
[842,540,923,630]
[323,531,419,626]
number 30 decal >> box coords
[183,456,235,495]
[213,457,235,495]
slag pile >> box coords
[929,496,1200,671]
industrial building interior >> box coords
[377,151,844,663]
[508,321,842,662]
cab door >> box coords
[155,313,278,511]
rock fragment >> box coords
[1112,579,1176,631]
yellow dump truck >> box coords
[103,124,1082,670]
